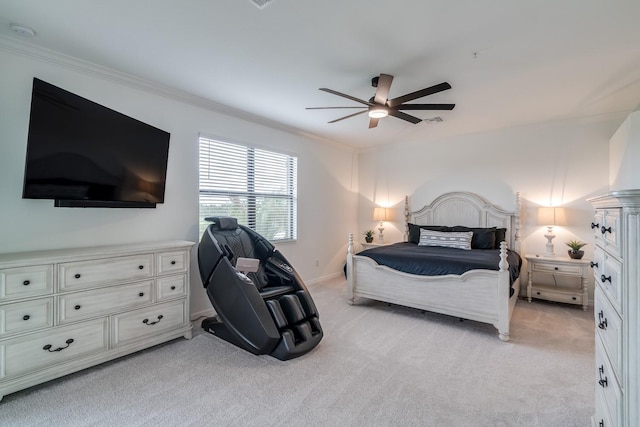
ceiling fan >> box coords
[307,73,455,128]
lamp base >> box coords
[544,231,556,257]
[378,222,385,243]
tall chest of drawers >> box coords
[588,191,640,427]
[0,240,194,401]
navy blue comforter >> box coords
[357,242,522,286]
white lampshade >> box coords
[537,207,567,226]
[373,207,388,221]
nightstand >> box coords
[361,242,390,250]
[525,254,590,311]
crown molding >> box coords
[0,35,353,152]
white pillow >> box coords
[418,229,473,250]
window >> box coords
[199,137,297,242]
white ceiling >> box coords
[1,0,640,148]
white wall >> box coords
[357,116,624,299]
[0,41,357,318]
[609,110,640,190]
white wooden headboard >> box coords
[404,191,521,252]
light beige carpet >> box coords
[0,277,594,426]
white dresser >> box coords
[0,240,194,401]
[588,191,640,427]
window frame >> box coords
[198,135,298,243]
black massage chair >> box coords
[197,217,323,360]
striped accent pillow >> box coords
[418,229,473,250]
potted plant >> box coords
[363,230,375,243]
[566,240,587,259]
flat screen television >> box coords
[22,78,170,208]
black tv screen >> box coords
[22,78,170,208]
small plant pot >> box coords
[365,237,374,243]
[568,250,584,260]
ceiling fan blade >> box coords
[388,82,452,107]
[306,106,367,110]
[387,109,422,124]
[374,74,393,105]
[394,103,455,111]
[328,110,367,123]
[369,117,379,128]
[319,88,372,106]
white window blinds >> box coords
[199,137,297,242]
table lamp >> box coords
[537,207,567,256]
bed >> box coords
[346,191,522,341]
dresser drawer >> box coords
[157,275,187,301]
[531,261,583,275]
[58,280,154,323]
[157,250,188,275]
[594,286,622,380]
[59,254,153,291]
[595,253,622,313]
[594,209,621,257]
[112,299,187,346]
[530,285,582,305]
[0,298,54,336]
[0,265,53,301]
[595,339,621,427]
[0,318,109,379]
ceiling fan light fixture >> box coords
[368,105,388,119]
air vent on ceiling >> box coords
[250,0,274,9]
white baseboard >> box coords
[191,308,216,321]
[305,271,343,286]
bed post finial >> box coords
[346,233,354,304]
[499,241,509,271]
[404,195,410,242]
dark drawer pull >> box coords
[598,365,608,388]
[590,261,598,268]
[554,267,558,271]
[601,226,612,235]
[601,274,612,283]
[597,310,608,330]
[170,286,176,290]
[74,305,81,310]
[598,318,608,330]
[43,338,74,352]
[138,265,144,270]
[599,420,604,427]
[142,315,164,326]
[23,314,31,321]
[74,273,81,279]
[138,292,145,297]
[171,260,176,265]
[572,297,576,301]
[23,280,31,286]
[591,222,599,229]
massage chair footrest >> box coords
[270,319,323,361]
